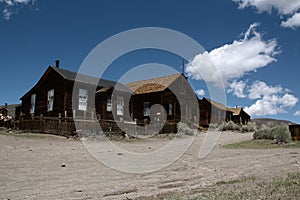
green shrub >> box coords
[209,123,218,129]
[253,126,291,143]
[242,122,257,132]
[273,126,291,143]
[177,122,197,135]
[219,121,241,131]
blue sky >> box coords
[0,0,300,123]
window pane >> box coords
[106,98,112,112]
[144,102,150,116]
[30,94,36,114]
[168,103,173,115]
[47,89,54,111]
[117,96,124,115]
[78,89,88,111]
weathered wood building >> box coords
[18,61,251,134]
[126,73,199,126]
[19,62,129,120]
[199,98,234,127]
[228,107,251,125]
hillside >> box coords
[252,118,295,129]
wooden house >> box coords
[20,61,129,120]
[199,98,233,126]
[228,107,251,125]
[0,104,21,118]
[0,107,8,117]
[95,84,132,122]
[18,61,251,134]
[126,73,199,126]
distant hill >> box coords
[252,118,295,129]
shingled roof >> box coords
[51,66,117,87]
[125,73,182,94]
[202,98,230,111]
[228,107,242,116]
[21,66,129,99]
[228,107,250,117]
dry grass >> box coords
[163,172,300,200]
[223,139,300,149]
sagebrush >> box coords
[177,122,198,135]
[218,121,241,131]
[253,126,291,143]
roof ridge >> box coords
[126,73,182,86]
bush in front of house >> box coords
[177,122,198,135]
[273,126,291,143]
[241,122,257,132]
[218,121,241,131]
[209,123,218,129]
[253,126,291,143]
[253,129,274,140]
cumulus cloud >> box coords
[186,23,279,87]
[281,12,300,29]
[231,80,299,116]
[196,89,206,96]
[0,0,36,20]
[245,93,298,116]
[294,110,300,116]
[247,80,282,100]
[233,0,300,29]
[228,80,247,98]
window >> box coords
[144,102,150,116]
[47,89,54,111]
[78,89,88,111]
[117,96,124,116]
[30,94,36,114]
[106,98,112,112]
[168,103,173,115]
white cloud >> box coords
[227,79,299,117]
[196,89,205,96]
[248,80,282,100]
[0,0,36,20]
[281,12,300,29]
[245,93,298,116]
[234,0,300,15]
[2,8,11,19]
[294,110,300,116]
[228,80,247,98]
[186,23,278,87]
[242,80,298,117]
[233,0,300,29]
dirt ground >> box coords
[1,131,299,200]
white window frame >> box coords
[47,89,54,111]
[144,102,150,116]
[106,98,112,112]
[78,89,88,111]
[168,103,173,115]
[30,94,36,114]
[117,96,124,116]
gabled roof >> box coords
[228,107,250,118]
[125,73,183,94]
[228,107,242,116]
[20,66,129,99]
[202,98,231,111]
[51,66,117,87]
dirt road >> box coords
[1,131,299,199]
